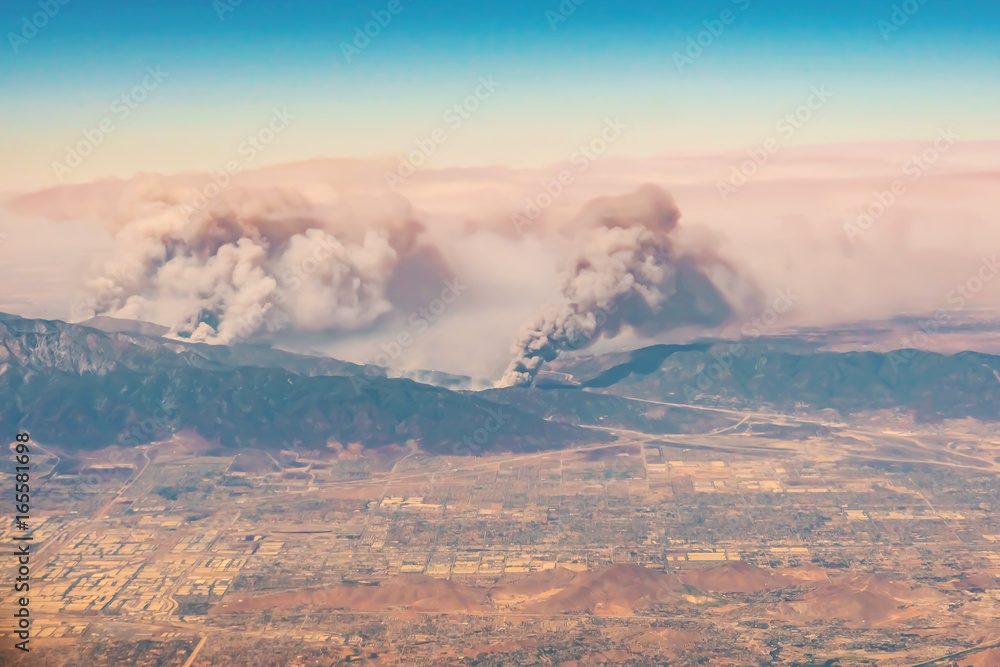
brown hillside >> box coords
[680,561,792,593]
[212,574,488,614]
[778,574,947,627]
[508,564,684,615]
[958,647,1000,667]
[490,567,581,605]
[951,573,999,592]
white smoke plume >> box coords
[7,143,995,379]
[497,184,738,387]
[77,176,429,343]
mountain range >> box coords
[3,312,1000,455]
[0,312,599,454]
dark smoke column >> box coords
[497,184,734,387]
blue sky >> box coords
[2,0,998,189]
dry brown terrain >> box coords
[213,573,488,614]
[513,564,685,615]
[777,574,948,627]
[958,647,1000,667]
[679,561,792,593]
[212,561,967,628]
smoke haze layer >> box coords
[3,142,998,380]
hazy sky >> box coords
[2,0,999,191]
[2,1,998,380]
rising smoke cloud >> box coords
[75,176,432,343]
[8,143,992,380]
[498,184,737,387]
